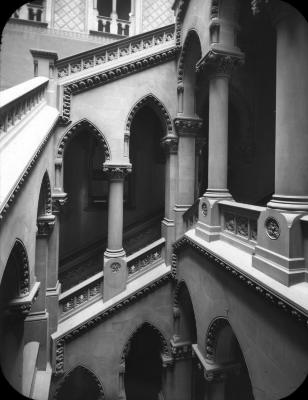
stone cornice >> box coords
[172,236,308,328]
[9,282,40,317]
[174,116,203,136]
[30,48,58,61]
[58,47,178,125]
[54,271,174,375]
[196,48,245,76]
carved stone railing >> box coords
[59,271,104,320]
[0,77,48,137]
[56,23,175,79]
[219,201,265,253]
[127,238,165,279]
[183,198,201,230]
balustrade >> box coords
[0,77,48,138]
[127,238,165,279]
[56,24,175,79]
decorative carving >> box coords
[225,213,235,233]
[251,0,270,15]
[173,237,308,328]
[265,217,280,240]
[55,272,173,374]
[175,0,190,47]
[52,193,68,214]
[58,47,178,123]
[174,117,203,136]
[126,94,173,135]
[177,29,201,85]
[201,202,208,217]
[111,262,121,273]
[171,341,193,361]
[61,280,102,314]
[250,219,257,241]
[210,0,220,19]
[236,216,248,238]
[161,135,178,154]
[205,318,228,362]
[128,248,161,275]
[37,214,56,236]
[103,165,132,180]
[196,49,244,76]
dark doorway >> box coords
[124,325,163,400]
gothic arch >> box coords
[53,364,105,400]
[177,29,202,85]
[2,239,30,298]
[205,316,236,363]
[37,171,52,217]
[125,94,173,137]
[121,321,170,363]
[56,119,111,161]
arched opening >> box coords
[59,123,109,291]
[174,282,197,343]
[97,0,112,17]
[124,103,166,255]
[205,318,254,400]
[0,240,29,393]
[227,0,276,205]
[124,324,165,400]
[55,366,104,400]
[117,0,131,21]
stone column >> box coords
[25,214,55,370]
[252,3,308,286]
[103,164,131,301]
[174,117,203,239]
[161,135,178,264]
[129,0,136,35]
[195,49,244,242]
[110,0,118,34]
[118,362,126,400]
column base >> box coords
[103,252,127,302]
[252,208,306,286]
[204,188,233,199]
[195,197,225,242]
[267,194,308,211]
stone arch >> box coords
[56,118,111,161]
[37,170,52,217]
[205,317,230,363]
[177,29,202,85]
[125,94,173,137]
[2,239,30,298]
[121,321,170,363]
[53,364,105,400]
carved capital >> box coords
[251,0,270,15]
[52,192,68,214]
[161,135,178,154]
[196,49,244,77]
[37,214,56,236]
[103,164,132,180]
[174,117,203,136]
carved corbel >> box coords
[37,214,56,237]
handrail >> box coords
[56,23,175,79]
[0,77,48,136]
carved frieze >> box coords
[128,249,161,275]
[171,340,193,361]
[103,165,132,180]
[196,49,244,76]
[174,117,203,136]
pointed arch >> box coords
[2,239,30,298]
[205,317,230,362]
[121,321,170,363]
[56,119,111,161]
[54,364,105,400]
[125,94,173,136]
[177,29,202,85]
[37,170,52,217]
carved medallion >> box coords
[265,217,280,240]
[111,262,121,273]
[201,202,208,217]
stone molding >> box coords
[54,271,174,375]
[174,0,190,47]
[125,94,173,135]
[174,117,203,136]
[170,339,193,361]
[30,49,58,61]
[196,48,244,76]
[57,119,111,160]
[161,135,179,154]
[177,29,201,85]
[37,214,56,236]
[172,237,308,328]
[52,192,68,214]
[58,47,178,125]
[102,164,132,180]
[9,281,40,317]
[205,317,229,362]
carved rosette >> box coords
[110,262,121,273]
[103,165,132,180]
[196,49,245,77]
[161,135,178,155]
[37,214,56,237]
[174,117,203,137]
[265,217,280,240]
